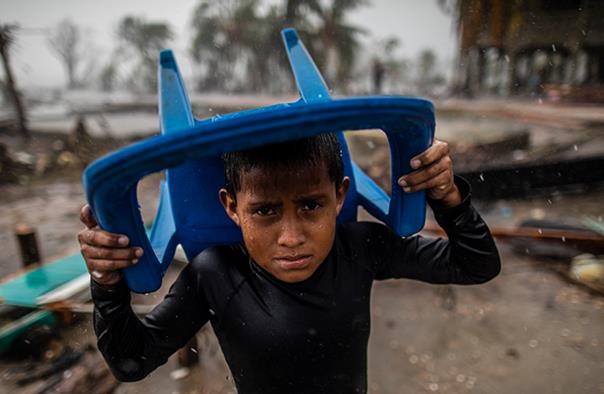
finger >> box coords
[78,227,130,248]
[399,156,450,188]
[87,258,139,272]
[403,169,452,193]
[80,244,142,261]
[410,140,449,169]
[80,205,97,229]
[427,182,454,200]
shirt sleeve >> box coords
[91,260,210,382]
[373,176,501,284]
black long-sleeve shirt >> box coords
[91,178,500,394]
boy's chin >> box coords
[274,270,315,283]
[270,259,321,283]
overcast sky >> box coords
[1,0,457,88]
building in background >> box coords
[451,0,604,101]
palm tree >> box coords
[0,24,29,139]
[117,16,173,93]
[190,0,267,91]
[189,0,367,93]
[286,0,367,89]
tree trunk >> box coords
[0,42,29,139]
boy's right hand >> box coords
[78,204,143,286]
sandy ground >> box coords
[2,242,603,394]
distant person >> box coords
[78,134,500,393]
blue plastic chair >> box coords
[83,28,435,293]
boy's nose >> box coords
[277,218,306,248]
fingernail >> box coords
[132,259,139,264]
[91,270,103,279]
[135,248,144,257]
[399,179,407,187]
[411,160,421,169]
[118,236,129,246]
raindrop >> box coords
[456,374,466,383]
[573,144,578,151]
[529,339,538,348]
[409,354,419,364]
[581,29,587,36]
[561,236,566,242]
[190,348,198,354]
[538,228,543,234]
[209,308,216,315]
[538,98,543,104]
[552,44,556,52]
[428,383,439,391]
[504,55,510,63]
[479,173,485,182]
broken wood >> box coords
[423,220,604,254]
[457,155,604,200]
[15,224,41,266]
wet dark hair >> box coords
[222,133,344,196]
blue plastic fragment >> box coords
[83,28,435,293]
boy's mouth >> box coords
[273,255,313,270]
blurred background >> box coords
[0,0,603,393]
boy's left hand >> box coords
[397,139,462,208]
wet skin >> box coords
[219,164,350,283]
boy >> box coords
[78,134,500,393]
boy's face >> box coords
[220,163,349,283]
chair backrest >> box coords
[83,28,434,293]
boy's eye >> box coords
[255,206,276,216]
[302,201,322,211]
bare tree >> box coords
[48,19,82,89]
[0,24,29,138]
